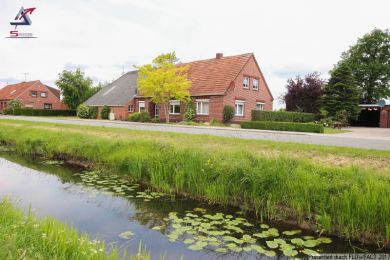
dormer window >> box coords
[31,91,37,97]
[253,79,259,90]
[243,77,249,89]
[40,92,47,98]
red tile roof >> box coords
[183,53,253,96]
[0,81,40,100]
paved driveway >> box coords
[1,115,390,150]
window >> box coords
[243,76,249,89]
[169,100,180,115]
[31,91,37,97]
[235,100,245,116]
[128,105,134,112]
[253,79,259,90]
[40,92,47,98]
[138,101,146,112]
[256,102,265,110]
[196,99,209,115]
[43,103,52,110]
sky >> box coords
[0,0,389,109]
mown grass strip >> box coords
[0,198,150,260]
[0,121,389,247]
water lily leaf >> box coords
[243,246,252,252]
[317,237,332,244]
[260,224,269,229]
[251,245,265,254]
[303,235,314,240]
[302,248,321,256]
[215,247,228,253]
[253,232,271,238]
[268,228,279,236]
[167,234,179,241]
[291,238,305,246]
[226,243,238,249]
[151,226,163,230]
[274,238,287,245]
[282,230,302,236]
[283,248,298,257]
[225,215,233,219]
[266,240,279,249]
[231,247,243,253]
[184,239,195,244]
[118,231,134,239]
[304,239,318,248]
[264,250,276,257]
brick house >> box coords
[85,53,273,122]
[0,81,63,112]
[379,99,390,128]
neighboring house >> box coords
[85,53,274,122]
[0,80,63,112]
[379,99,390,128]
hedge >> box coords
[251,110,316,123]
[241,121,324,133]
[8,108,76,117]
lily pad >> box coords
[266,240,279,249]
[302,248,321,256]
[291,238,305,246]
[283,248,299,257]
[317,237,332,244]
[304,239,318,248]
[118,231,134,239]
[184,239,195,244]
[215,247,228,253]
[260,224,269,229]
[282,230,302,236]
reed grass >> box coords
[0,198,150,260]
[0,120,390,247]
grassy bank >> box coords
[0,198,149,260]
[0,119,390,247]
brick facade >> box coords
[379,106,390,128]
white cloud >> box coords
[0,0,389,109]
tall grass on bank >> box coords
[0,198,150,260]
[0,123,390,246]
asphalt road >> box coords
[1,115,390,150]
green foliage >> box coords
[223,105,235,123]
[242,121,324,133]
[251,110,316,123]
[8,100,22,112]
[209,118,221,126]
[76,104,90,118]
[128,112,150,122]
[55,69,94,109]
[322,63,360,121]
[88,106,98,119]
[319,117,334,128]
[100,105,110,120]
[184,100,196,122]
[335,110,350,126]
[340,28,390,103]
[9,109,76,117]
[137,52,191,123]
[151,117,160,123]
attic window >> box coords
[103,85,117,96]
[10,90,16,95]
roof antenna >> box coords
[21,72,29,82]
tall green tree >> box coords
[339,28,390,103]
[137,52,191,123]
[55,69,93,109]
[322,63,360,120]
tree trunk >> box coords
[163,102,170,123]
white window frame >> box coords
[169,100,180,115]
[128,105,134,112]
[253,79,259,90]
[40,92,47,98]
[138,101,146,112]
[196,99,209,115]
[31,91,37,97]
[256,102,265,110]
[235,100,245,116]
[243,77,249,89]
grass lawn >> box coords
[0,119,390,246]
[323,127,351,134]
[0,198,149,260]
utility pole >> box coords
[21,72,29,82]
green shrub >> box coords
[184,100,196,122]
[76,105,90,118]
[223,105,235,123]
[129,112,141,122]
[209,118,221,126]
[251,110,316,123]
[8,100,22,113]
[88,106,98,119]
[10,109,76,117]
[241,121,324,133]
[319,117,334,128]
[139,111,151,122]
[335,110,350,126]
[100,105,110,120]
[151,117,160,123]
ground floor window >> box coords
[235,100,245,116]
[128,105,134,112]
[138,101,146,112]
[43,103,52,110]
[256,102,265,110]
[169,100,180,115]
[196,99,209,115]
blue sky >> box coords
[0,0,389,109]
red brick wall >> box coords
[380,106,390,128]
[15,81,63,110]
[223,56,273,122]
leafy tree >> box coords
[55,69,93,109]
[223,105,235,123]
[76,104,90,118]
[137,52,191,123]
[184,100,195,122]
[283,72,325,113]
[8,100,22,112]
[339,28,390,103]
[100,105,110,120]
[322,63,360,121]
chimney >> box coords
[216,53,223,59]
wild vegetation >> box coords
[0,120,390,247]
[0,198,149,260]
